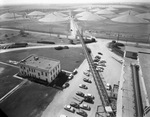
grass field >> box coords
[0,47,85,117]
[0,81,58,117]
[0,47,85,71]
[0,29,72,44]
[0,64,22,98]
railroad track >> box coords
[77,30,115,117]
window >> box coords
[38,72,40,76]
[41,71,43,75]
[45,72,47,77]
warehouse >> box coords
[19,54,61,83]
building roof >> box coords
[39,12,68,22]
[53,12,68,17]
[95,9,115,15]
[74,8,86,12]
[116,50,137,117]
[20,54,60,71]
[138,52,150,103]
[111,14,148,23]
[75,11,92,17]
[105,7,118,11]
[119,10,139,15]
[28,11,46,16]
[90,8,102,12]
[136,13,150,20]
[0,13,21,19]
[77,12,106,21]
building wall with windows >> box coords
[19,54,61,83]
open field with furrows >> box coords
[0,81,59,117]
[0,47,85,71]
[1,17,150,44]
[0,29,72,44]
[0,64,22,98]
[0,19,70,35]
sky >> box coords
[0,0,150,5]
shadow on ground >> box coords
[17,71,69,90]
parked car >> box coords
[83,78,92,83]
[76,91,85,97]
[83,72,90,76]
[99,60,106,63]
[98,63,106,67]
[95,55,101,59]
[87,69,90,72]
[84,93,95,99]
[106,83,112,90]
[93,58,100,62]
[73,69,78,75]
[62,82,69,89]
[93,62,98,66]
[68,74,73,80]
[76,110,88,117]
[60,114,67,117]
[70,102,79,109]
[96,68,103,72]
[63,46,69,49]
[64,105,75,113]
[96,66,104,70]
[98,52,103,55]
[83,97,94,104]
[79,104,91,111]
[79,84,88,89]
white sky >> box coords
[0,0,150,5]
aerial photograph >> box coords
[0,0,150,117]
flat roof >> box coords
[125,46,150,53]
[20,54,60,71]
[138,52,150,102]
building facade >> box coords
[19,54,61,83]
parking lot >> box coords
[41,39,122,117]
[41,59,105,117]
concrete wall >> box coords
[19,63,61,83]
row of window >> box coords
[21,70,59,83]
[21,66,36,73]
[20,64,60,81]
[38,72,48,77]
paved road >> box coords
[0,44,82,54]
[0,61,18,68]
[0,27,67,36]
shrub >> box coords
[4,34,8,37]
